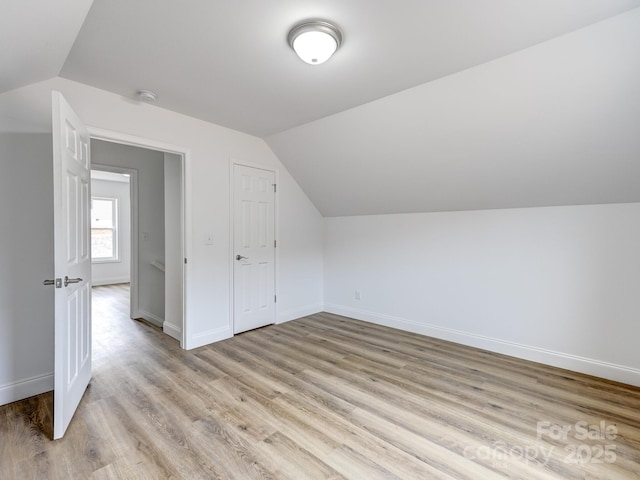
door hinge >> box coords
[274,240,277,248]
[274,295,277,303]
[184,258,187,264]
[273,183,277,193]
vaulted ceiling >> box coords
[3,0,640,216]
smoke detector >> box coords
[136,90,158,103]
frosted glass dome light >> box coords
[288,20,343,65]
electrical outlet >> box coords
[355,290,361,300]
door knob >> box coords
[236,255,248,261]
[64,276,83,287]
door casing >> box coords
[229,159,279,334]
[90,164,138,319]
[88,127,190,348]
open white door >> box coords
[233,164,276,334]
[52,91,92,440]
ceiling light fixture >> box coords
[136,90,158,103]
[288,20,343,65]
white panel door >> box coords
[233,164,275,334]
[52,91,92,440]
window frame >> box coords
[91,196,119,263]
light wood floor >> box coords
[1,284,639,479]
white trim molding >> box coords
[136,309,164,329]
[277,303,324,324]
[163,322,182,342]
[323,304,640,388]
[188,326,233,350]
[0,373,53,406]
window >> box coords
[91,197,118,262]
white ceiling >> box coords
[3,0,640,216]
[59,0,640,137]
[0,0,93,94]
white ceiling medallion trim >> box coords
[287,20,343,65]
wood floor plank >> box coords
[253,431,346,480]
[272,391,460,480]
[2,284,640,479]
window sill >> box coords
[92,259,121,264]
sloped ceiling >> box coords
[0,0,93,94]
[267,8,640,216]
[60,0,640,137]
[3,1,640,216]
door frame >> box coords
[90,164,139,320]
[228,158,279,334]
[89,127,190,348]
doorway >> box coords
[90,169,132,288]
[90,166,136,332]
[89,137,186,346]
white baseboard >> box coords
[92,276,130,286]
[186,326,232,350]
[136,309,164,328]
[277,303,324,324]
[163,322,182,342]
[0,373,53,406]
[324,304,640,387]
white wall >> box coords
[90,177,131,286]
[0,76,324,403]
[92,140,166,325]
[163,152,183,341]
[324,203,640,386]
[276,167,325,322]
[0,133,54,404]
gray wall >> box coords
[0,133,54,403]
[163,152,183,341]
